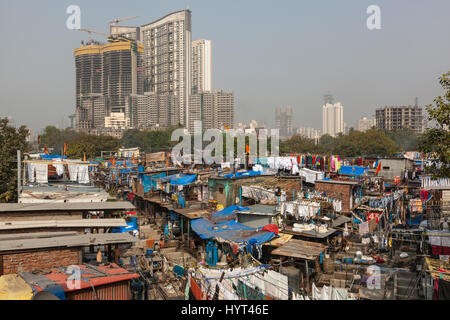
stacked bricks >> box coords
[315,181,353,212]
[1,247,81,275]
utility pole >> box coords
[17,150,21,202]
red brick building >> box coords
[315,180,361,213]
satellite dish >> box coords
[32,291,61,300]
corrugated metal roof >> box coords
[0,201,135,213]
[0,218,128,230]
[271,239,326,260]
[22,264,139,297]
[0,233,137,252]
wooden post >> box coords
[187,218,190,247]
[17,150,21,200]
[181,216,184,247]
[305,260,310,294]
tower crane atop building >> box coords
[107,15,140,36]
[78,28,108,42]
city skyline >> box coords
[1,0,450,133]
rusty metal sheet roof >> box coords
[271,238,326,260]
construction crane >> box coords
[107,15,140,37]
[78,28,108,42]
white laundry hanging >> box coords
[68,164,78,182]
[77,165,90,184]
[52,159,64,176]
[35,164,48,184]
[27,163,36,183]
[333,200,342,213]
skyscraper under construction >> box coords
[74,36,144,133]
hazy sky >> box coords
[1,0,449,135]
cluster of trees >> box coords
[37,126,183,158]
[281,129,400,157]
[121,127,180,153]
[385,128,421,151]
[0,118,29,202]
[38,126,120,159]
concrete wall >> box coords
[378,159,414,179]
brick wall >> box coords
[1,247,81,275]
[315,182,353,212]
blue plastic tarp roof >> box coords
[170,174,197,186]
[107,161,138,167]
[222,171,264,179]
[158,174,181,182]
[112,217,138,234]
[141,172,167,192]
[158,174,197,186]
[339,166,368,176]
[40,155,66,159]
[191,205,276,245]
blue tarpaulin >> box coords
[112,217,138,234]
[159,174,181,182]
[222,171,264,179]
[191,205,276,245]
[170,174,197,186]
[157,174,197,186]
[107,161,138,167]
[141,172,167,192]
[339,166,368,176]
[40,155,66,159]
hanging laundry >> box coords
[359,221,369,235]
[35,164,48,184]
[52,159,64,176]
[68,164,78,182]
[77,165,90,184]
[27,163,36,183]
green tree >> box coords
[332,129,398,157]
[0,118,29,202]
[39,126,78,154]
[419,72,450,178]
[385,128,421,151]
[66,134,120,159]
[281,135,318,154]
[121,127,179,153]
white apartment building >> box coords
[297,127,321,140]
[322,102,344,137]
[140,10,192,126]
[104,112,130,129]
[188,91,234,132]
[192,39,212,94]
[357,117,375,132]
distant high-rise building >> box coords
[188,91,234,132]
[68,114,76,129]
[192,39,212,94]
[322,102,344,137]
[275,106,293,138]
[297,127,321,140]
[357,117,375,132]
[129,93,179,129]
[74,38,144,132]
[140,10,192,126]
[375,106,423,133]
